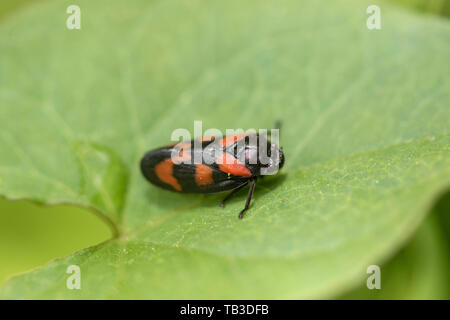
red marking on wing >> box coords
[219,133,250,147]
[218,152,252,177]
[195,164,214,186]
[155,159,182,191]
[172,143,192,164]
[199,136,215,143]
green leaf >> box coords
[0,0,449,299]
[339,204,450,300]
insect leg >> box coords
[220,181,248,208]
[238,177,257,219]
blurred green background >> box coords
[0,0,449,299]
[0,198,111,285]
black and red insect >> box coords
[140,132,285,218]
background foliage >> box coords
[0,0,449,299]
